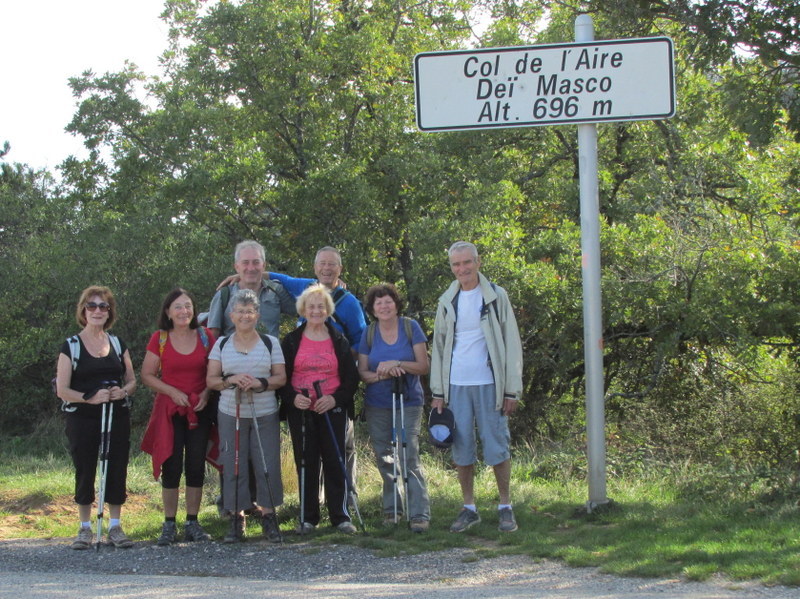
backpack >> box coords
[364,316,414,351]
[218,332,272,355]
[330,287,370,340]
[197,285,231,328]
[57,333,126,412]
[453,282,500,322]
[158,327,210,358]
[201,281,284,332]
[157,327,211,374]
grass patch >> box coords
[1,425,798,587]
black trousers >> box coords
[161,412,212,489]
[65,405,130,506]
[287,406,351,526]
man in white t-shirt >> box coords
[430,241,523,533]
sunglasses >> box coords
[85,302,111,312]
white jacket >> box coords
[430,273,523,410]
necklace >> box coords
[233,332,257,355]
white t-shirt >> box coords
[450,288,493,386]
[209,334,285,418]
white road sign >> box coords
[414,37,675,131]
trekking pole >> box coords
[391,377,400,523]
[233,389,242,527]
[95,400,114,552]
[299,388,309,535]
[314,381,364,529]
[396,376,410,523]
[246,389,283,543]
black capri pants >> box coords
[65,405,130,506]
[160,411,212,489]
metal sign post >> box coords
[575,14,607,512]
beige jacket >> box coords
[430,272,523,410]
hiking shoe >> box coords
[336,520,357,534]
[71,526,93,550]
[410,518,430,533]
[383,513,399,527]
[449,508,480,533]
[184,520,210,542]
[107,525,134,548]
[157,521,177,546]
[223,515,245,543]
[498,507,518,532]
[261,513,282,543]
[295,521,316,535]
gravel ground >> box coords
[0,537,798,599]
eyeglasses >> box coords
[85,302,110,312]
[234,309,258,316]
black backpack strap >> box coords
[480,283,500,321]
[217,285,231,330]
[329,287,349,336]
[219,333,271,354]
[258,333,273,354]
[366,317,414,351]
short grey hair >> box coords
[232,288,260,310]
[234,240,266,264]
[314,246,342,266]
[448,241,479,260]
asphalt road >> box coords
[2,566,797,599]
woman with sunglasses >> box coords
[55,286,137,550]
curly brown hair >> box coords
[364,283,403,319]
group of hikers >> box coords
[55,240,523,549]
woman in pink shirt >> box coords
[278,284,359,534]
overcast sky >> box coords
[0,0,169,172]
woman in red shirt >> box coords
[141,288,216,545]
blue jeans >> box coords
[365,404,430,520]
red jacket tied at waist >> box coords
[141,392,202,480]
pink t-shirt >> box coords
[291,336,341,400]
